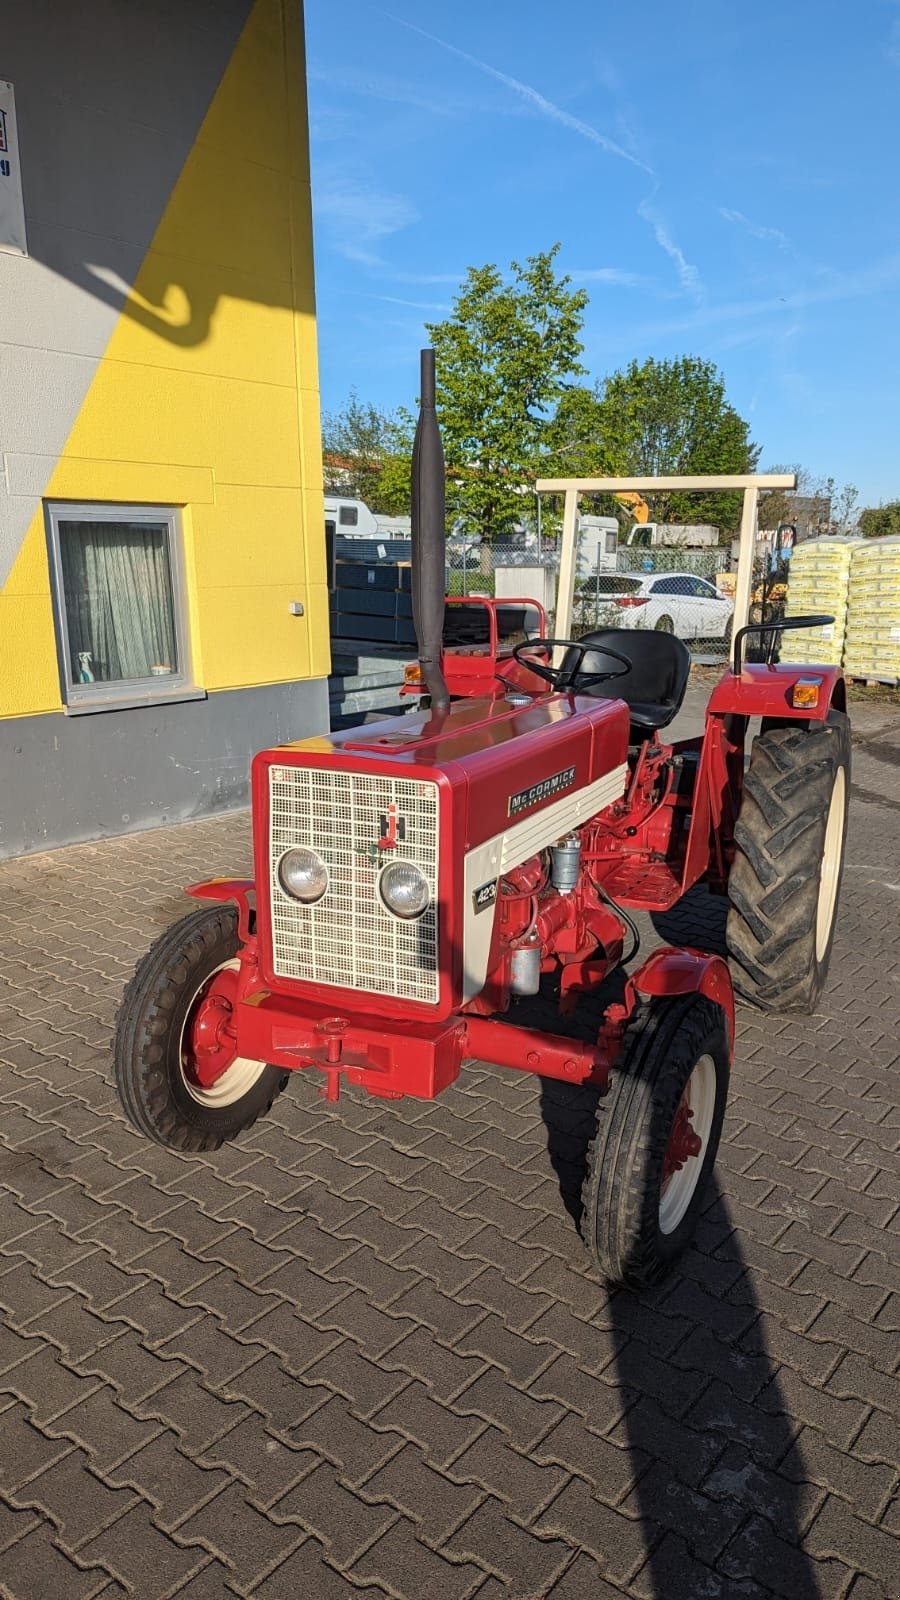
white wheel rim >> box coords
[179,958,267,1108]
[815,766,845,962]
[659,1055,716,1235]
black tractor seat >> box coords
[560,627,691,738]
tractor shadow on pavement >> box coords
[535,1088,825,1596]
[531,882,825,1597]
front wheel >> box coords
[582,996,730,1286]
[113,904,289,1152]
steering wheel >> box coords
[512,638,632,693]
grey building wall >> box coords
[0,678,329,859]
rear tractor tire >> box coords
[726,710,850,1014]
[113,904,289,1152]
[582,996,730,1287]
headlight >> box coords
[379,860,430,919]
[278,847,328,903]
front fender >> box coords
[186,877,255,944]
[629,946,735,1053]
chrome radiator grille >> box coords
[268,765,440,1004]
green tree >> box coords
[859,500,900,538]
[426,246,588,541]
[593,356,759,532]
[321,392,412,513]
[543,383,613,478]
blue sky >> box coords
[305,0,900,506]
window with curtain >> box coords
[46,504,194,707]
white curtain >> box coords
[60,521,177,683]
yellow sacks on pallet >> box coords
[843,536,900,681]
[783,537,857,666]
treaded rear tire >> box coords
[113,904,288,1153]
[726,710,850,1014]
[583,996,729,1287]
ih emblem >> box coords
[357,804,407,866]
[378,803,406,851]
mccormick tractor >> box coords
[113,353,850,1288]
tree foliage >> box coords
[858,500,900,538]
[426,246,588,540]
[591,356,759,532]
[321,392,412,513]
[543,384,612,478]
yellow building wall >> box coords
[0,0,328,719]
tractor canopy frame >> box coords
[534,473,798,662]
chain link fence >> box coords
[333,532,781,669]
[446,538,756,667]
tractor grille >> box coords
[268,765,440,1004]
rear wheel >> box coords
[583,996,729,1286]
[726,710,850,1013]
[655,614,674,633]
[113,904,289,1152]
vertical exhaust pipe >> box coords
[410,348,450,712]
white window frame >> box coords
[45,501,204,714]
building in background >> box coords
[0,0,328,858]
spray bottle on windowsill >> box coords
[77,652,94,683]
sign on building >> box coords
[0,80,27,255]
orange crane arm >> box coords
[613,491,650,523]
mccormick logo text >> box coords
[508,765,576,818]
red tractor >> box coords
[113,353,850,1287]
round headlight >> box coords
[278,847,328,904]
[379,860,430,919]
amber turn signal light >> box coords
[792,677,821,709]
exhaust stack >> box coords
[410,348,450,712]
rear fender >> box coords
[186,878,255,944]
[627,946,735,1053]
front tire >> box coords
[113,904,288,1152]
[726,711,850,1013]
[583,996,730,1287]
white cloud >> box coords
[637,197,703,301]
[385,14,653,174]
[384,15,704,299]
[569,267,647,287]
[720,208,789,248]
[314,178,418,265]
[610,251,900,343]
[309,62,506,119]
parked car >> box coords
[576,572,734,642]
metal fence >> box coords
[334,533,782,670]
[446,539,747,667]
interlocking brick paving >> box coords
[0,699,897,1598]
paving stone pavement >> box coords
[0,703,898,1599]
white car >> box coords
[577,572,734,643]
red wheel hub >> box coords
[662,1091,703,1183]
[184,967,240,1089]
